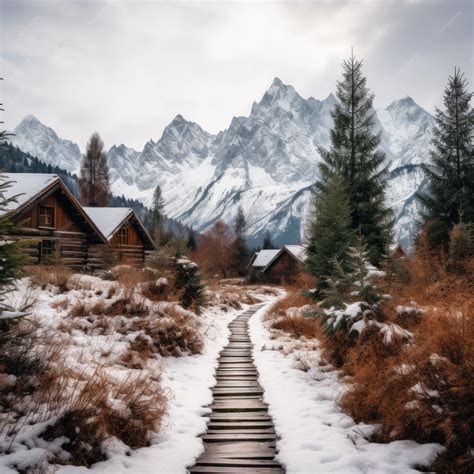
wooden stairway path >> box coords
[189,306,284,474]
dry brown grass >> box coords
[27,265,73,292]
[337,246,474,472]
[1,321,168,470]
[39,366,167,467]
[264,292,320,340]
[272,315,322,339]
[267,292,313,319]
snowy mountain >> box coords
[11,78,435,249]
[10,115,81,174]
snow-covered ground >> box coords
[249,303,445,474]
[57,304,240,474]
[0,276,276,474]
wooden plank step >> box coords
[209,414,273,422]
[206,429,276,435]
[189,467,284,473]
[212,390,264,397]
[207,424,274,430]
[196,459,281,468]
[202,433,277,442]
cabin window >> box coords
[39,240,55,264]
[118,226,128,245]
[38,206,55,228]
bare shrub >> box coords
[266,292,313,321]
[272,315,322,340]
[340,307,473,472]
[28,265,73,292]
[40,367,167,467]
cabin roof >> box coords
[251,249,280,268]
[83,207,155,249]
[262,244,307,272]
[83,207,133,240]
[1,173,60,215]
[1,173,106,243]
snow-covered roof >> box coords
[262,244,307,272]
[83,207,133,241]
[0,173,59,215]
[252,249,280,268]
[284,245,307,263]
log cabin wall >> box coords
[265,252,302,284]
[9,189,90,269]
[88,220,145,269]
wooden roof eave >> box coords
[9,178,107,244]
[108,211,156,250]
[262,247,303,273]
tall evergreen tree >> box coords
[0,93,27,323]
[231,206,249,275]
[318,52,391,264]
[186,228,197,252]
[151,184,165,238]
[305,174,353,292]
[418,68,474,249]
[262,230,275,249]
[79,132,110,206]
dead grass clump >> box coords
[141,277,172,302]
[267,292,313,320]
[272,315,322,339]
[144,306,203,356]
[40,368,167,467]
[28,265,73,292]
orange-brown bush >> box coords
[39,366,167,467]
[272,315,322,339]
[336,242,474,472]
[267,292,313,320]
[265,292,320,339]
[27,265,73,292]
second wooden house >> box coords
[83,207,155,267]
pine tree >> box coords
[79,132,110,206]
[151,184,165,238]
[418,68,474,249]
[0,98,27,323]
[231,206,249,275]
[172,256,206,313]
[315,235,385,338]
[306,173,353,292]
[318,52,391,264]
[186,229,197,251]
[262,230,275,249]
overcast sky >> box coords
[1,0,472,150]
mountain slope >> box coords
[10,115,82,174]
[11,78,434,249]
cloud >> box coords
[1,0,472,150]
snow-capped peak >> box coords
[10,115,81,173]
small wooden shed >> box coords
[84,207,155,267]
[3,173,106,268]
[262,245,307,283]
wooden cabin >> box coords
[84,207,155,267]
[247,249,280,272]
[261,245,306,283]
[389,243,407,259]
[3,174,106,269]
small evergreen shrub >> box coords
[172,257,206,313]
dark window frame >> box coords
[39,240,55,264]
[38,205,55,228]
[118,226,128,245]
